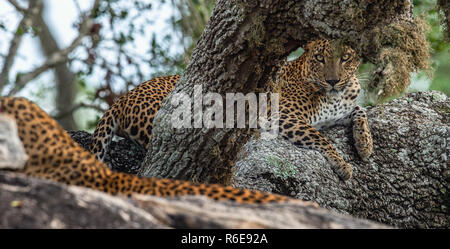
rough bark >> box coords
[138,0,426,185]
[232,91,449,228]
[0,172,388,228]
[33,3,77,130]
[68,91,448,228]
[0,172,165,228]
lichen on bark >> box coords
[232,91,449,228]
[67,91,449,228]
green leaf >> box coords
[120,10,128,18]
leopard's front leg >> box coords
[280,118,353,180]
[351,106,373,161]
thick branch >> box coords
[70,92,448,228]
[6,0,26,13]
[139,0,421,185]
[139,0,308,183]
[232,91,449,228]
[0,171,388,228]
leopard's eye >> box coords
[314,54,324,63]
[341,54,351,62]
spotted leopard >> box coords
[0,97,295,204]
[90,39,373,180]
[276,39,373,180]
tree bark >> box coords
[139,0,426,184]
[0,171,388,228]
[232,91,449,228]
[68,91,448,228]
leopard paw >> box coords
[353,129,373,161]
[329,160,353,181]
[337,162,353,181]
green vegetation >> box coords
[1,0,447,130]
[265,155,297,180]
[413,0,450,96]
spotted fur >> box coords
[90,75,179,160]
[91,39,373,181]
[276,39,373,180]
[0,97,294,204]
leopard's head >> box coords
[303,39,360,93]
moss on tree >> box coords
[437,0,450,41]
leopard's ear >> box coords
[302,41,315,53]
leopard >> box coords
[90,39,373,181]
[90,75,179,161]
[275,39,373,180]
[0,96,297,204]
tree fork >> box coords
[139,0,427,185]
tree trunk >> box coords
[139,0,427,184]
[34,2,77,130]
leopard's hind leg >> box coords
[90,107,119,162]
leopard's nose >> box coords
[326,79,340,86]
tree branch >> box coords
[139,0,427,186]
[0,0,43,93]
[52,102,106,120]
[5,0,101,96]
[32,2,78,130]
[6,0,27,13]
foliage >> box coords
[82,0,215,129]
[436,0,449,41]
[0,0,215,130]
[357,0,450,105]
[411,0,450,96]
[169,0,215,66]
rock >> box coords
[0,115,28,170]
[0,171,388,228]
[232,91,449,228]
